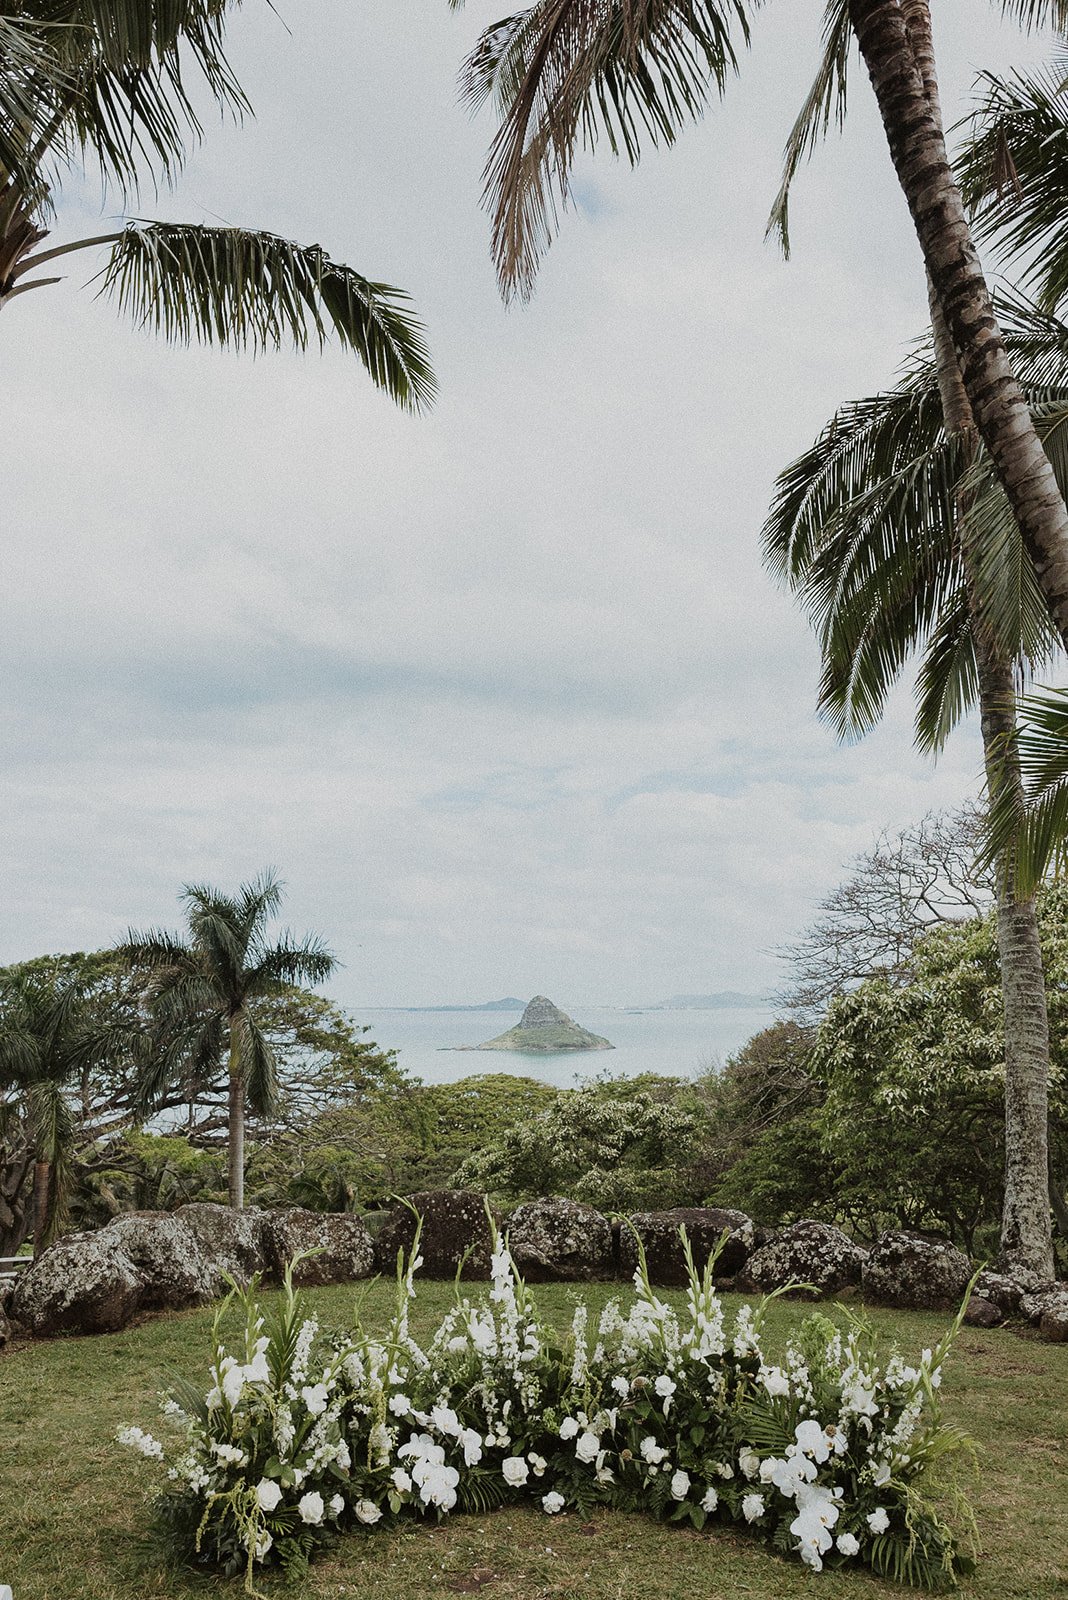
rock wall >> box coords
[5,1194,1066,1344]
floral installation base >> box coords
[120,1219,977,1594]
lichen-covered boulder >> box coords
[11,1229,145,1335]
[263,1209,375,1286]
[175,1203,272,1291]
[1020,1283,1068,1341]
[374,1190,498,1280]
[99,1212,214,1310]
[619,1207,755,1287]
[970,1269,1027,1321]
[507,1197,613,1281]
[862,1231,971,1310]
[741,1220,866,1298]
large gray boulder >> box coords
[375,1190,498,1280]
[966,1269,1029,1326]
[1020,1283,1068,1341]
[741,1220,866,1298]
[507,1197,613,1281]
[620,1207,755,1286]
[11,1228,146,1335]
[0,1300,9,1348]
[176,1203,272,1291]
[862,1231,971,1310]
[263,1209,375,1286]
[101,1212,215,1310]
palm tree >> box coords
[454,0,1068,648]
[0,1,434,408]
[762,300,1068,1277]
[122,871,336,1208]
[0,963,130,1249]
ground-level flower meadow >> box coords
[121,1228,977,1593]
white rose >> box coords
[701,1487,718,1513]
[298,1491,325,1525]
[575,1431,600,1464]
[558,1417,580,1441]
[329,1494,345,1517]
[354,1499,382,1524]
[670,1470,690,1500]
[542,1491,566,1514]
[738,1448,760,1480]
[255,1479,283,1513]
[654,1375,676,1398]
[391,1468,412,1493]
[502,1456,529,1487]
[742,1493,766,1524]
[867,1507,890,1535]
[837,1532,861,1556]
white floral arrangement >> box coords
[120,1220,976,1593]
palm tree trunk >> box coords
[848,0,1068,655]
[895,0,1056,1283]
[227,1015,244,1209]
[31,1157,51,1252]
[973,639,1056,1280]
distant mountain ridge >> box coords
[647,992,767,1009]
[395,998,525,1013]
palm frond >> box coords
[983,686,1068,889]
[236,867,283,931]
[247,935,337,993]
[235,1009,278,1117]
[914,585,979,754]
[964,400,1068,670]
[0,12,76,193]
[96,221,436,407]
[764,324,1066,750]
[464,0,756,300]
[992,0,1068,28]
[13,0,248,195]
[766,0,850,257]
[958,64,1068,310]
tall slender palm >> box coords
[122,871,336,1208]
[454,0,1068,647]
[763,301,1068,1276]
[0,963,130,1249]
[0,1,434,407]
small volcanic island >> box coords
[458,995,614,1053]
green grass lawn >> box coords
[2,1280,1066,1600]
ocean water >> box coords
[350,1004,778,1087]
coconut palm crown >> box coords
[122,870,336,1208]
[0,1,435,408]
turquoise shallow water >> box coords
[349,1004,778,1086]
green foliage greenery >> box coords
[454,1075,717,1210]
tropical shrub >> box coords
[122,1226,976,1592]
[454,1080,714,1209]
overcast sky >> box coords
[0,1,1058,1007]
